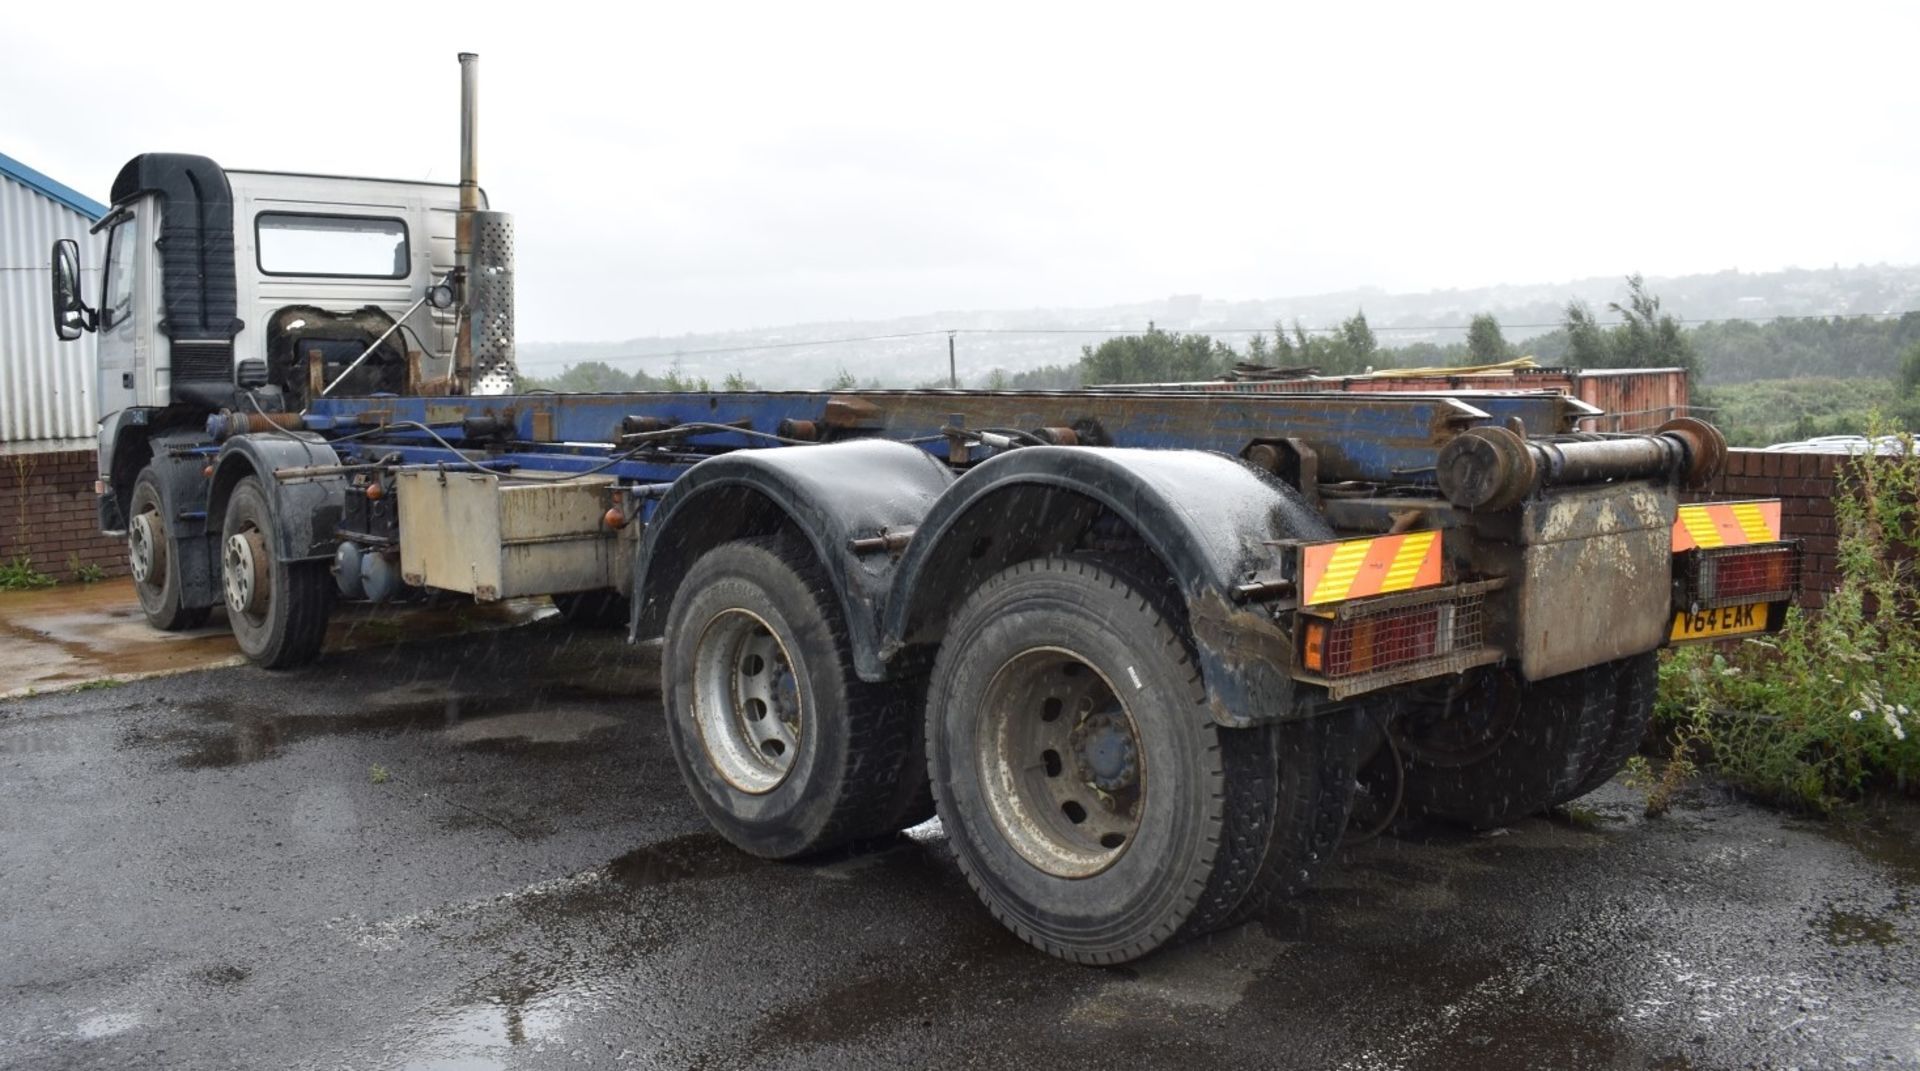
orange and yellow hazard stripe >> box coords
[1671,500,1781,552]
[1300,530,1444,607]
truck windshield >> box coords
[256,213,409,279]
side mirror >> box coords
[50,239,94,341]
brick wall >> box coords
[0,449,126,581]
[1685,448,1850,608]
[0,442,1885,599]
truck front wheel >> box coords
[926,557,1354,964]
[128,468,210,631]
[661,536,925,858]
[220,476,333,668]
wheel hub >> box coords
[223,530,270,616]
[128,513,161,584]
[1070,710,1138,792]
[978,648,1145,879]
[692,608,803,794]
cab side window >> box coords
[101,218,135,330]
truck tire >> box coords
[1396,662,1615,828]
[552,589,631,629]
[925,557,1354,964]
[661,535,924,859]
[1190,704,1362,934]
[1560,652,1660,802]
[128,468,211,631]
[220,476,334,668]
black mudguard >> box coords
[142,430,222,610]
[207,434,348,562]
[631,439,956,679]
[880,447,1336,727]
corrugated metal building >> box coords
[1,152,107,445]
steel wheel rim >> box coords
[129,510,163,586]
[223,527,270,620]
[977,646,1143,879]
[692,608,802,794]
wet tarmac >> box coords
[0,580,552,697]
[1,620,1916,1070]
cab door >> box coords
[94,197,161,413]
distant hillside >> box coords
[518,264,1920,390]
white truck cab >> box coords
[84,164,470,426]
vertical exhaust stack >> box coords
[454,52,517,396]
[459,52,481,219]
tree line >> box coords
[523,275,1920,422]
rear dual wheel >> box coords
[927,558,1357,964]
[661,536,930,860]
[1392,653,1659,827]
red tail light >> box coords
[1301,594,1485,682]
[1694,544,1800,606]
[1324,605,1444,677]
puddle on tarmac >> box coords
[396,985,586,1071]
[1823,796,1920,888]
[72,1011,144,1040]
[1818,904,1904,947]
[0,581,563,696]
[119,684,629,769]
[195,963,251,988]
[605,833,760,889]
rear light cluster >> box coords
[1301,593,1486,689]
[1688,544,1800,608]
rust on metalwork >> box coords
[1242,437,1320,506]
[823,396,882,428]
[776,419,819,442]
[1185,588,1296,727]
[405,349,457,395]
[232,411,307,435]
[1230,577,1296,602]
[1437,426,1536,511]
[1243,442,1282,473]
[848,528,917,556]
[1656,416,1727,486]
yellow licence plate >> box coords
[1670,601,1769,642]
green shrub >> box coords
[1654,432,1920,811]
[0,556,56,591]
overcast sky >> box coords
[8,1,1918,342]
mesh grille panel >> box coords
[1689,544,1801,608]
[1322,594,1485,680]
[469,211,516,395]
